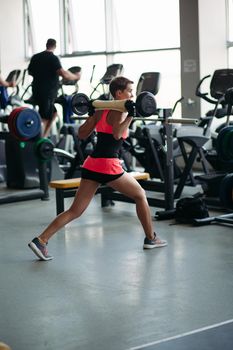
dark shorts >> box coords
[81,168,124,185]
[34,96,57,120]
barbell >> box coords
[71,92,198,125]
[71,91,157,118]
[0,107,41,141]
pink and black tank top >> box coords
[82,110,128,175]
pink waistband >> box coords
[82,156,124,174]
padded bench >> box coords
[49,171,150,215]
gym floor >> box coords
[0,188,233,350]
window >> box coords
[24,0,60,57]
[24,0,181,111]
[114,50,181,113]
[65,0,106,54]
[111,0,180,52]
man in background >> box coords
[28,38,81,137]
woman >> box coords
[28,76,167,260]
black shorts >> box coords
[34,96,57,121]
[81,168,124,185]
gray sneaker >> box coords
[28,237,53,261]
[143,234,167,249]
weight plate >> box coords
[8,108,20,137]
[219,173,233,209]
[217,126,233,161]
[71,93,89,115]
[222,128,233,161]
[9,107,26,140]
[227,128,233,158]
[34,138,54,161]
[16,109,41,140]
[135,91,157,117]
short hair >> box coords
[109,76,134,98]
[46,38,56,49]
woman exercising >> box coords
[28,76,167,260]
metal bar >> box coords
[71,115,199,125]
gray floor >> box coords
[0,190,233,350]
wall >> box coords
[180,0,200,118]
[0,0,26,76]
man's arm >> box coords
[57,68,81,82]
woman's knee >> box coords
[133,187,147,202]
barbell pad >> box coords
[92,99,128,112]
[15,108,41,140]
[135,91,157,117]
[219,173,233,209]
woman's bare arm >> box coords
[78,112,100,140]
[107,110,133,140]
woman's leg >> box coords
[107,173,155,239]
[108,173,167,248]
[39,179,100,243]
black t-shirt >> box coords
[28,51,62,99]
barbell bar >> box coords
[0,107,41,141]
[71,91,198,125]
[71,91,157,118]
[71,115,199,125]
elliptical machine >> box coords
[195,68,233,171]
[193,87,233,225]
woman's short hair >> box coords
[109,76,133,98]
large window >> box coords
[65,0,106,54]
[24,0,181,111]
[63,0,180,54]
[111,0,180,52]
[24,0,60,56]
[114,50,181,110]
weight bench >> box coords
[49,171,150,215]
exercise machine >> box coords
[90,63,124,100]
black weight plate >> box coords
[219,173,233,209]
[224,87,233,104]
[222,128,233,161]
[217,126,233,161]
[227,128,233,158]
[135,91,157,117]
[16,109,41,139]
[71,93,89,115]
[35,138,54,161]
